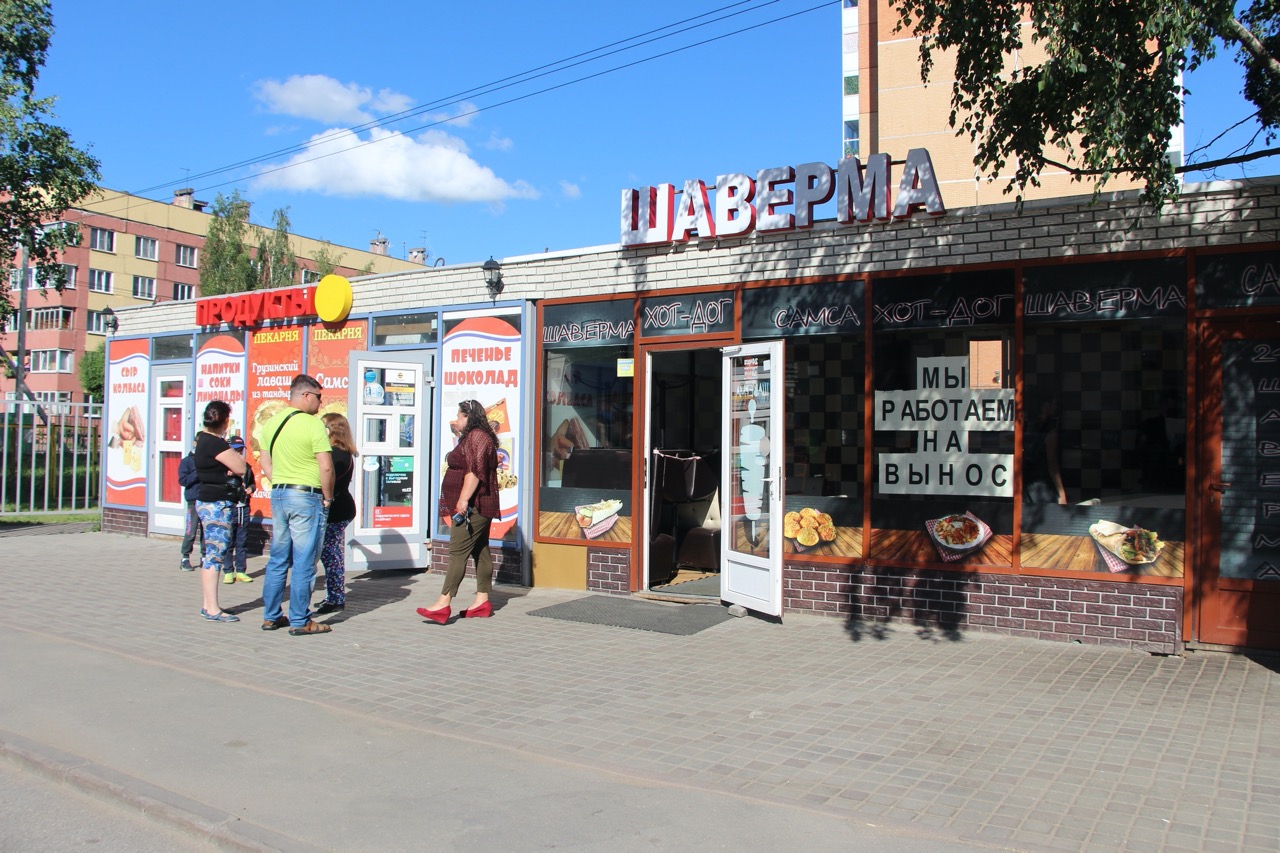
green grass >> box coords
[0,510,101,529]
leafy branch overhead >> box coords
[889,0,1280,206]
[0,0,100,331]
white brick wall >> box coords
[116,178,1280,337]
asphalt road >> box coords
[0,758,210,852]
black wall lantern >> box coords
[101,306,119,335]
[482,256,503,304]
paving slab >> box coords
[1,531,1278,851]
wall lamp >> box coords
[101,306,120,335]
[482,256,504,304]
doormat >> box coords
[527,595,732,635]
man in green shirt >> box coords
[259,374,335,635]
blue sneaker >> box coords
[200,609,239,623]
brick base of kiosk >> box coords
[103,507,148,536]
[787,563,1182,654]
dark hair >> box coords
[458,399,498,441]
[322,412,359,456]
[289,373,322,398]
[203,400,231,430]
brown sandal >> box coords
[288,620,332,636]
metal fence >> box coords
[0,399,102,515]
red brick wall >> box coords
[429,544,521,586]
[102,507,147,536]
[587,547,630,594]
[785,562,1182,654]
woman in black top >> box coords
[315,413,359,614]
[194,400,248,623]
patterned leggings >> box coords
[319,520,349,604]
[196,501,232,572]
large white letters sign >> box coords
[621,149,945,247]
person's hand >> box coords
[547,417,589,461]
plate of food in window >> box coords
[1088,520,1164,572]
[926,512,992,560]
[784,508,837,552]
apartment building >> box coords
[847,1,1183,204]
[3,188,425,403]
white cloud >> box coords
[483,133,514,151]
[252,127,539,204]
[253,75,413,125]
[560,180,581,199]
[429,100,479,128]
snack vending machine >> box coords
[347,350,435,570]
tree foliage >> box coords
[0,0,100,331]
[311,243,344,279]
[77,341,104,400]
[198,191,255,296]
[256,205,297,290]
[889,0,1280,205]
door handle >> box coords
[1209,482,1231,492]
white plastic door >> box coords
[721,341,784,616]
[348,349,434,570]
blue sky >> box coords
[39,0,1270,267]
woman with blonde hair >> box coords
[314,412,359,614]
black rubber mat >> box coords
[527,595,732,635]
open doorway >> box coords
[646,348,724,598]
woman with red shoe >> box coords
[417,399,500,624]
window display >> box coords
[538,299,635,543]
[870,271,1016,567]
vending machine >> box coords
[347,350,435,570]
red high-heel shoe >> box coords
[416,605,450,624]
[463,601,493,619]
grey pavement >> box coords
[0,531,1278,852]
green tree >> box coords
[888,0,1280,205]
[0,0,100,331]
[198,190,255,296]
[311,242,344,279]
[77,341,104,400]
[257,206,298,289]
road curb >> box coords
[0,729,314,852]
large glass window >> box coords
[870,272,1016,567]
[538,300,635,543]
[1020,259,1187,578]
[372,311,437,346]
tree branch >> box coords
[1039,146,1280,179]
[1211,14,1280,81]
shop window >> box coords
[152,334,193,361]
[1020,259,1187,578]
[537,299,636,544]
[870,271,1016,567]
[373,311,438,346]
[783,334,865,558]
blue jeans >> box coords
[261,490,326,627]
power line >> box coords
[195,0,836,197]
[129,0,780,197]
[71,0,834,224]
